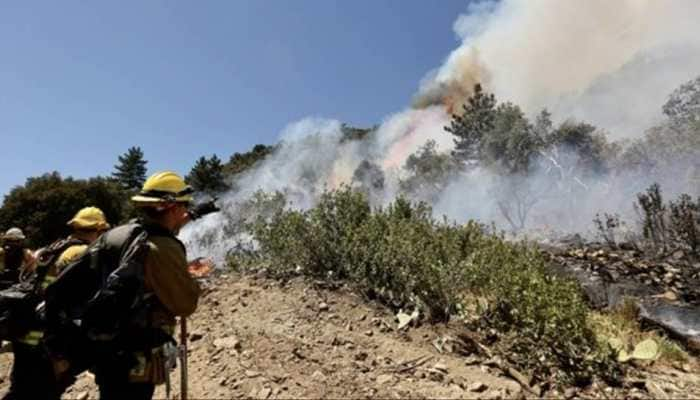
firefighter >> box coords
[89,171,203,400]
[0,228,35,288]
[41,207,111,289]
[3,208,109,400]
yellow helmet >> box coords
[131,171,193,205]
[67,207,110,231]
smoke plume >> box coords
[181,1,700,262]
[415,0,700,139]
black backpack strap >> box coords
[32,237,90,294]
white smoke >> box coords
[182,1,700,261]
[422,0,700,139]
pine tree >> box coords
[112,146,148,191]
[444,83,497,163]
[186,155,229,195]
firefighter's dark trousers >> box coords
[2,342,60,400]
[92,355,155,400]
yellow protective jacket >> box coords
[143,233,200,328]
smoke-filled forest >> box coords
[2,1,700,398]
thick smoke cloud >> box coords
[181,1,700,261]
[415,0,700,139]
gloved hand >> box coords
[188,198,220,220]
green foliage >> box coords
[464,241,618,384]
[399,140,460,202]
[244,187,618,383]
[443,84,622,231]
[444,85,546,174]
[545,121,618,176]
[444,83,497,163]
[186,155,229,195]
[112,146,148,191]
[223,144,274,179]
[483,103,542,174]
[590,301,689,366]
[619,76,700,179]
[0,172,129,247]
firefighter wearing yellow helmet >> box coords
[131,171,195,205]
[41,206,111,288]
[88,171,210,400]
[5,207,110,400]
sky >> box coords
[0,0,470,196]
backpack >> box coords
[44,220,175,369]
[0,246,29,287]
[0,237,85,341]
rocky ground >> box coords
[1,272,699,399]
[542,241,700,353]
[543,241,700,306]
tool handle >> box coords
[180,317,188,400]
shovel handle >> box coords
[180,317,188,400]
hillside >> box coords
[2,272,698,399]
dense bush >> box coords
[399,140,460,203]
[239,186,618,383]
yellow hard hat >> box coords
[67,207,110,231]
[131,171,193,204]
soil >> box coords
[1,273,699,399]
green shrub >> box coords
[465,241,618,383]
[240,187,619,383]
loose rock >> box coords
[645,381,669,400]
[213,336,242,352]
[245,370,262,378]
[376,374,394,385]
[564,387,577,399]
[311,370,326,382]
[468,382,488,392]
[258,387,272,399]
[433,362,448,373]
[189,331,204,342]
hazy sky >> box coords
[0,1,469,196]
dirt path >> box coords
[1,273,698,399]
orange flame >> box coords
[188,257,214,278]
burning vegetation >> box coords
[2,0,699,396]
[176,74,700,394]
[174,2,700,389]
